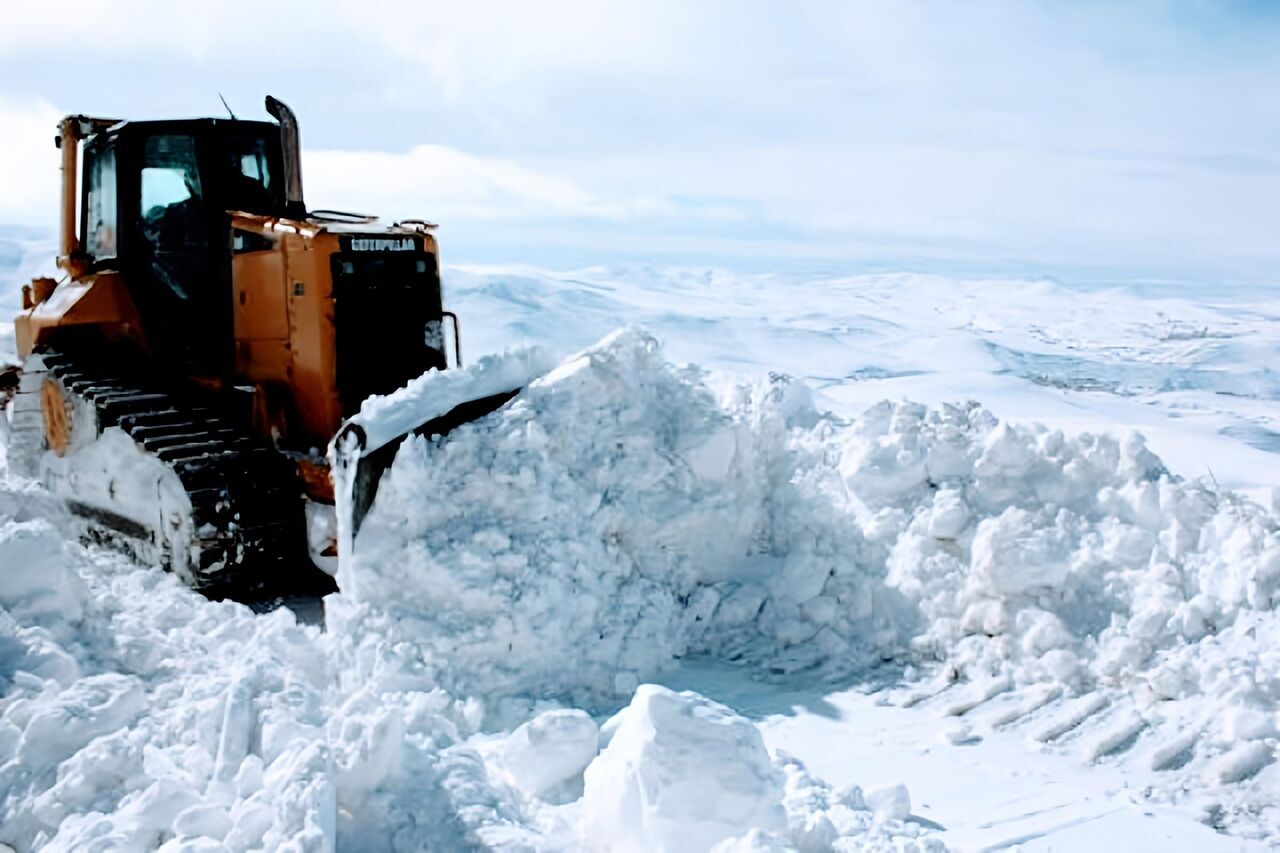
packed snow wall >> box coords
[336,328,1280,718]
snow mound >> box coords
[5,320,1279,847]
[581,685,787,851]
[575,686,940,852]
[338,327,911,702]
[0,543,339,851]
[343,327,1279,705]
[342,327,1280,834]
[872,400,1280,808]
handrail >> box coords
[441,311,462,368]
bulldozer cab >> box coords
[78,119,287,372]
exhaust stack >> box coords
[265,96,305,218]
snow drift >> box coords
[343,328,1280,712]
[336,328,911,703]
[3,325,1279,849]
[338,327,1280,837]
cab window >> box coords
[140,134,205,249]
[83,145,118,261]
[224,135,277,214]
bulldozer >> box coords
[5,97,517,599]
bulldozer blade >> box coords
[334,387,521,545]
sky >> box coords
[1,0,1277,285]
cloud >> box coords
[303,144,636,221]
[0,94,651,231]
[0,1,1278,280]
[0,98,63,227]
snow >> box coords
[862,785,911,822]
[344,345,554,456]
[485,709,597,802]
[580,685,787,852]
[1,249,1279,850]
[445,265,1280,506]
[336,327,907,701]
[337,326,1280,843]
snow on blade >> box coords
[342,344,555,456]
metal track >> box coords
[12,346,330,600]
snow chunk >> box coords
[490,708,599,801]
[581,685,786,852]
[927,489,970,540]
[0,519,85,627]
[864,783,912,821]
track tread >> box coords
[34,346,314,596]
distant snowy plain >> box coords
[1,228,1278,850]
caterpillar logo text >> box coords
[349,238,416,252]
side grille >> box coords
[331,251,447,416]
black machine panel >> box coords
[330,249,447,416]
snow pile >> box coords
[343,327,1280,829]
[0,507,534,851]
[337,328,911,702]
[0,341,939,851]
[6,320,1280,847]
[0,540,338,849]
[581,684,788,850]
[343,325,1280,713]
[867,403,1280,740]
[571,685,939,852]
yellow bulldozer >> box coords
[6,97,516,598]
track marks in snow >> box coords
[1210,742,1275,784]
[1081,711,1146,762]
[1147,729,1200,772]
[979,806,1129,852]
[1033,693,1112,744]
[942,676,1012,717]
[985,684,1064,729]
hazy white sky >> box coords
[1,0,1277,282]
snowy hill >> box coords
[1,251,1279,850]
